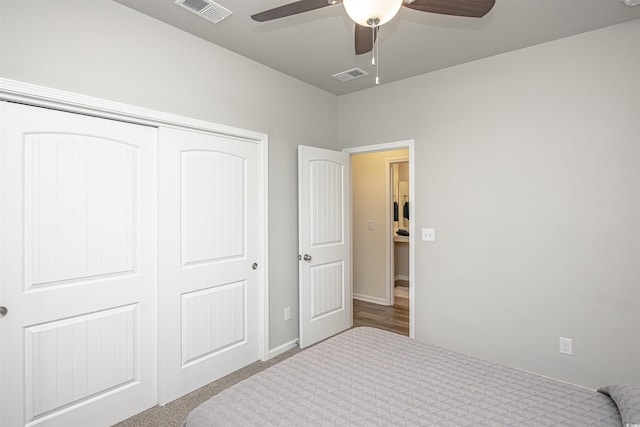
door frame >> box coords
[0,78,270,360]
[343,140,415,338]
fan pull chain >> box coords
[369,25,381,85]
[371,26,376,67]
[374,26,380,85]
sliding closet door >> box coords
[0,102,157,426]
[157,128,262,405]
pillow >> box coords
[598,384,640,427]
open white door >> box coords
[157,128,262,405]
[298,145,351,348]
[0,102,157,426]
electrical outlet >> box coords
[559,337,573,355]
[367,220,374,230]
[284,306,291,321]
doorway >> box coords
[344,140,415,338]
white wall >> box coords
[352,149,407,302]
[394,242,409,279]
[0,0,340,350]
[339,20,640,389]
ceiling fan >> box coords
[251,0,496,55]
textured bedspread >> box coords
[185,327,621,426]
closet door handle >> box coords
[303,254,312,261]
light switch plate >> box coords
[422,228,435,241]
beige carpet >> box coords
[113,347,301,427]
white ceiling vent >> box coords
[175,0,232,24]
[332,68,369,82]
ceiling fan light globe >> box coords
[343,0,403,27]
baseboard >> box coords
[394,275,409,282]
[268,338,299,359]
[353,293,387,305]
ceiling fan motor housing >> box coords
[343,0,403,27]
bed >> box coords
[184,327,635,426]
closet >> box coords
[0,87,266,427]
[392,161,410,286]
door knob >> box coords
[252,263,258,270]
[0,306,7,318]
[303,254,312,261]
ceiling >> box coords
[113,0,640,95]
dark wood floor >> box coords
[353,297,409,336]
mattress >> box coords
[184,327,621,426]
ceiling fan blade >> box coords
[403,0,495,18]
[354,24,376,55]
[251,0,333,22]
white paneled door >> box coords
[157,128,262,405]
[0,102,157,426]
[298,146,351,348]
